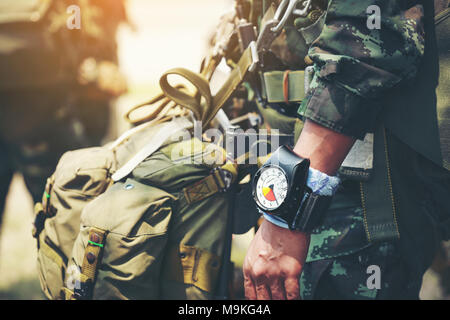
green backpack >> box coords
[33,111,239,300]
[32,40,259,299]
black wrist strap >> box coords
[290,193,333,232]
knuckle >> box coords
[251,262,268,280]
[286,291,300,300]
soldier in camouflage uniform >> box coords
[243,0,450,300]
[74,0,128,145]
[0,1,127,224]
[0,0,86,217]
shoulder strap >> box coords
[111,117,193,182]
[159,45,256,130]
[360,126,400,242]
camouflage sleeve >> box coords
[298,0,426,139]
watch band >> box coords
[254,145,339,232]
[292,192,333,231]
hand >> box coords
[243,219,310,300]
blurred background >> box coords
[0,0,447,300]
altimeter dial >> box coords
[255,166,289,211]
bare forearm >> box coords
[293,120,356,176]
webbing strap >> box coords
[160,68,211,123]
[39,233,65,269]
[163,244,221,293]
[123,84,188,125]
[360,126,400,242]
[207,47,254,126]
[111,117,193,182]
[159,46,255,129]
[183,162,238,204]
[62,287,76,300]
[435,7,450,25]
[263,70,306,103]
[79,228,106,295]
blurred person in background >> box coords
[75,0,128,145]
[0,0,127,227]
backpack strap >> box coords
[111,117,193,182]
[70,228,107,300]
[159,45,256,130]
[183,162,238,204]
[360,125,401,242]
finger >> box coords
[255,284,271,300]
[269,279,286,300]
[284,277,301,300]
[243,272,257,300]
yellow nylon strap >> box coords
[159,46,254,129]
[80,228,106,285]
[183,175,220,204]
[206,47,254,126]
[183,162,238,204]
[200,56,220,81]
[257,154,272,168]
[34,202,44,216]
[221,162,238,181]
[160,68,211,124]
[123,84,192,125]
[163,244,222,293]
[62,287,76,300]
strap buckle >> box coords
[304,66,314,94]
[248,41,260,72]
[272,0,313,33]
[211,167,234,193]
[253,0,313,69]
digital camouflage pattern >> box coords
[298,0,428,139]
[299,181,424,300]
[252,0,448,300]
[301,239,422,299]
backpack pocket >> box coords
[36,233,68,300]
[66,179,176,299]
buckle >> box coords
[211,167,234,193]
[32,203,46,239]
[272,0,312,33]
[248,41,259,72]
[304,66,314,94]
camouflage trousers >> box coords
[300,180,425,300]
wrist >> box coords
[261,218,311,238]
[261,166,340,230]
